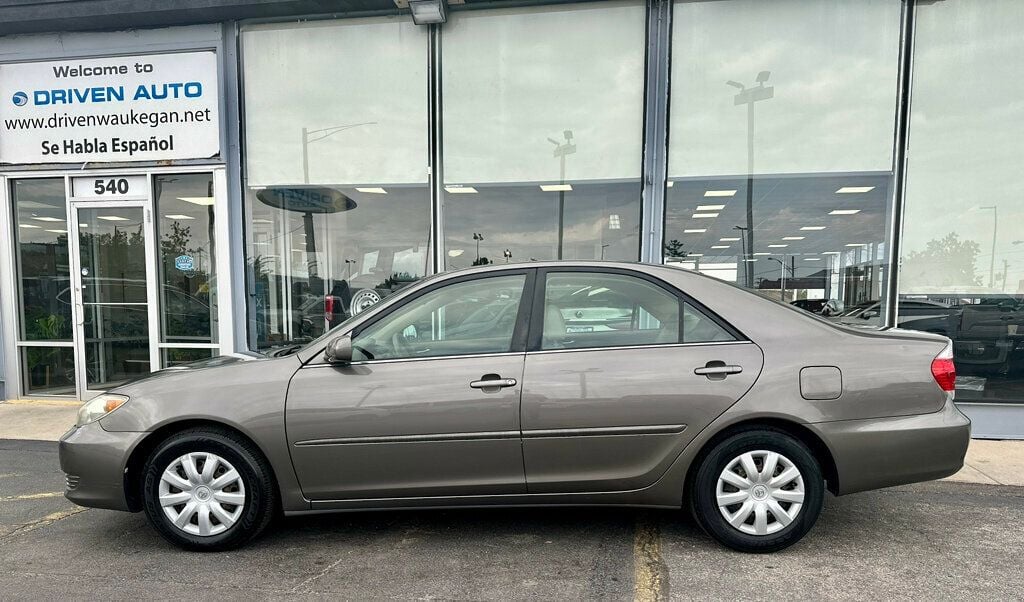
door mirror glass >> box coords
[325,335,353,364]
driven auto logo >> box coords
[12,91,27,106]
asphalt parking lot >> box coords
[2,438,1023,601]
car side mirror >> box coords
[324,335,353,364]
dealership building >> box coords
[0,0,1021,438]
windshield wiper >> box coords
[269,344,303,357]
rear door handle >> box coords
[694,362,742,379]
[470,377,517,389]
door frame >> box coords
[0,165,233,400]
[68,198,158,397]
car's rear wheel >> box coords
[690,429,824,553]
[142,428,276,551]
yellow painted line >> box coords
[8,507,87,537]
[633,515,667,602]
[3,398,82,407]
[0,492,64,502]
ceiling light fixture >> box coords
[692,213,719,218]
[178,197,216,206]
[355,187,387,194]
[540,184,572,192]
[97,215,131,221]
[666,181,675,188]
[704,190,737,197]
[711,245,730,249]
[31,216,64,222]
[165,214,195,220]
[804,257,821,261]
[696,204,725,211]
[683,228,707,233]
[444,186,478,194]
[753,252,771,256]
[768,244,788,248]
[829,209,861,215]
[836,186,875,194]
[782,236,805,240]
[719,237,740,242]
[45,229,67,234]
[800,226,826,231]
[846,243,868,247]
[18,223,40,228]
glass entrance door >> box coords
[70,202,158,394]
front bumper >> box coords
[813,396,971,495]
[59,421,146,511]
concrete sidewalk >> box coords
[2,399,1022,486]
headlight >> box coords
[77,393,130,426]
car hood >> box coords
[107,351,266,392]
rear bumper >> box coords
[812,396,971,495]
[58,421,146,511]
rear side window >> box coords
[539,272,734,350]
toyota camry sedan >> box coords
[59,262,970,553]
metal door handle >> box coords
[470,378,517,389]
[694,365,743,376]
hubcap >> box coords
[716,450,805,536]
[158,452,246,537]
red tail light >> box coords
[324,296,335,321]
[930,342,956,392]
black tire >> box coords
[142,428,277,551]
[690,428,824,553]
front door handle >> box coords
[470,377,517,389]
[694,361,742,379]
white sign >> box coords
[0,51,219,164]
[71,174,147,199]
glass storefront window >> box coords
[241,17,431,350]
[11,178,76,395]
[155,173,218,346]
[441,2,645,267]
[665,0,902,327]
[900,0,1024,404]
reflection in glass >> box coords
[241,17,430,351]
[12,178,72,342]
[155,174,217,344]
[665,0,901,327]
[900,0,1024,404]
[161,347,215,368]
[441,3,645,266]
[21,346,75,396]
[77,206,150,389]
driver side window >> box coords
[351,274,526,361]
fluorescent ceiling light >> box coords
[691,213,719,218]
[540,184,573,192]
[252,218,273,224]
[18,223,40,228]
[743,258,758,262]
[800,226,826,231]
[178,196,215,206]
[836,186,875,194]
[846,243,868,247]
[804,257,822,261]
[97,215,130,221]
[719,237,740,242]
[829,209,861,215]
[704,190,737,197]
[683,228,707,233]
[688,253,703,257]
[448,249,465,257]
[45,229,67,234]
[78,224,88,228]
[165,214,195,220]
[445,186,478,194]
[768,244,788,248]
[710,245,730,249]
[753,252,771,256]
[666,181,675,188]
[822,251,841,255]
[409,0,447,25]
[782,236,805,240]
[31,216,63,222]
[355,187,387,194]
[697,204,725,211]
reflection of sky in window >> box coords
[901,0,1024,294]
[669,0,900,177]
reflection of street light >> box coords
[728,72,773,289]
[970,205,998,288]
[473,232,484,262]
[733,225,749,284]
[547,130,576,260]
[302,122,376,183]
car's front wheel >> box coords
[690,428,824,553]
[142,428,276,551]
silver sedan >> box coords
[59,262,970,552]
